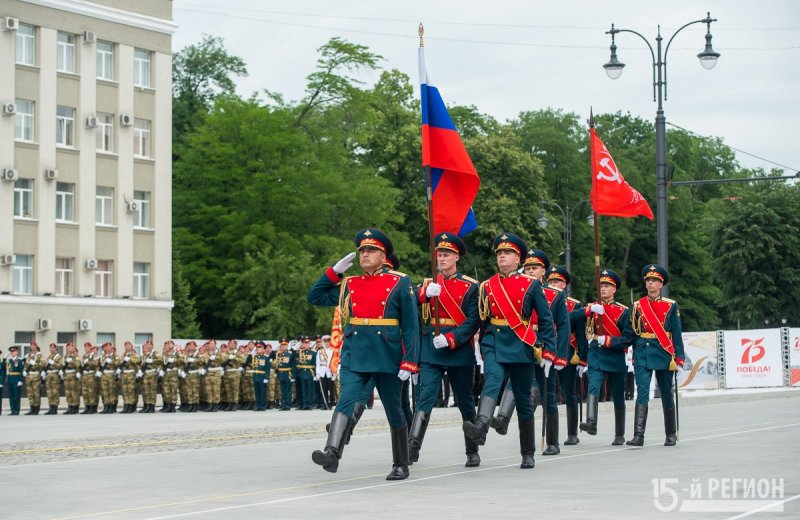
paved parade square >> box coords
[2,390,798,520]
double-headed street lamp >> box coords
[602,13,720,294]
[537,199,592,287]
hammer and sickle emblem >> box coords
[597,156,622,184]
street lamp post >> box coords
[602,13,720,295]
[537,199,592,288]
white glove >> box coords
[554,363,564,371]
[210,355,216,361]
[313,376,319,381]
[76,372,81,380]
[158,369,165,377]
[290,378,295,383]
[23,370,28,377]
[105,357,112,363]
[596,335,606,347]
[199,368,206,376]
[136,370,143,378]
[0,384,3,388]
[411,373,419,385]
[577,365,588,378]
[187,357,195,363]
[58,369,64,377]
[48,359,54,365]
[237,367,243,372]
[124,356,131,362]
[66,357,72,363]
[179,370,186,378]
[95,371,102,378]
[263,379,268,384]
[229,355,235,360]
[397,369,412,381]
[425,282,442,298]
[40,371,47,378]
[167,357,175,364]
[590,303,604,315]
[433,335,449,349]
[18,381,23,387]
[115,368,121,376]
[540,358,552,378]
[332,251,357,274]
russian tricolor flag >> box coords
[419,46,480,237]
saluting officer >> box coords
[579,269,633,446]
[3,346,25,415]
[62,342,82,414]
[275,339,296,411]
[44,342,64,415]
[308,228,420,480]
[546,266,588,445]
[628,264,685,447]
[463,233,556,469]
[411,232,482,467]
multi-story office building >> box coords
[0,1,175,353]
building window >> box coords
[95,260,112,297]
[13,254,33,294]
[96,186,113,225]
[96,41,114,80]
[133,118,150,157]
[55,257,74,296]
[133,262,150,299]
[14,179,33,218]
[56,106,75,147]
[57,32,76,73]
[57,332,76,349]
[134,333,152,355]
[15,331,35,355]
[133,190,150,228]
[97,332,115,345]
[96,112,113,152]
[134,48,151,87]
[55,182,75,222]
[15,99,34,142]
[16,23,36,66]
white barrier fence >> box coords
[681,327,798,390]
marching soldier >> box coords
[410,232,482,467]
[297,336,317,411]
[81,342,100,414]
[308,228,420,480]
[24,341,46,415]
[546,266,588,445]
[222,340,245,411]
[161,340,179,412]
[240,342,256,410]
[62,342,82,414]
[3,346,24,415]
[139,340,161,413]
[44,342,64,414]
[204,340,224,412]
[628,264,685,447]
[98,342,120,413]
[489,249,569,456]
[250,342,271,411]
[119,341,141,413]
[275,339,295,411]
[579,269,633,446]
[463,233,557,469]
[182,341,202,413]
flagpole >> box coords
[589,109,603,331]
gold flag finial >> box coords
[419,23,424,47]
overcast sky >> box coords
[172,0,799,174]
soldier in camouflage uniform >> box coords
[203,340,223,412]
[240,342,256,410]
[98,342,120,413]
[81,342,100,414]
[44,342,64,415]
[119,341,141,413]
[175,344,189,411]
[181,341,202,413]
[222,340,245,411]
[62,342,82,414]
[161,340,179,412]
[267,344,280,409]
[198,342,210,411]
[139,340,161,413]
[24,341,46,415]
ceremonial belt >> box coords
[278,368,292,372]
[123,369,136,373]
[490,318,537,330]
[639,297,675,357]
[349,318,399,326]
[65,369,77,373]
[8,372,21,375]
[487,274,538,346]
[253,370,266,374]
[434,274,467,326]
[207,367,223,372]
[47,369,60,372]
[298,364,314,369]
[639,332,671,340]
[428,318,457,326]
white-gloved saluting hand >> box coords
[332,252,357,274]
[425,282,442,298]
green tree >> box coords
[171,252,202,339]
